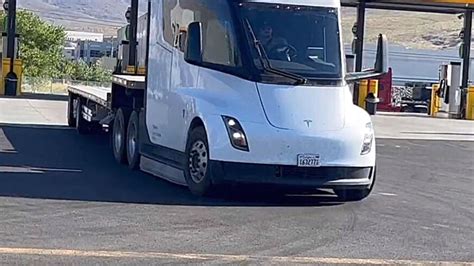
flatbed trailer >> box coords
[66,74,145,133]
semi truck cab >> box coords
[68,0,388,201]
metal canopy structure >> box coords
[342,0,473,110]
[342,0,473,13]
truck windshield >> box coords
[237,2,343,82]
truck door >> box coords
[168,6,200,152]
[146,1,173,147]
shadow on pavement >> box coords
[0,124,343,207]
[0,93,68,102]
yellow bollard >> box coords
[368,79,379,98]
[358,80,369,109]
[430,84,441,117]
[466,86,474,120]
[0,58,23,96]
[365,79,380,115]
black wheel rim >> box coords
[114,116,123,154]
[188,140,208,184]
[127,120,137,160]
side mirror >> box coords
[345,34,389,82]
[374,34,389,74]
[184,22,203,65]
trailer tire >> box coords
[112,108,131,164]
[126,111,140,170]
[67,93,76,127]
[184,126,214,196]
[76,98,91,135]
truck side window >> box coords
[176,0,242,68]
[163,0,177,46]
[200,2,241,67]
[202,19,240,67]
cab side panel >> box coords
[146,1,173,146]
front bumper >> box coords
[210,160,374,189]
[205,115,376,167]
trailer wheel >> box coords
[334,167,376,201]
[75,98,91,135]
[67,93,76,127]
[184,126,214,196]
[126,111,140,170]
[112,108,130,164]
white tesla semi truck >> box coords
[67,0,388,201]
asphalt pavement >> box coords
[0,97,473,265]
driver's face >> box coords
[259,25,273,39]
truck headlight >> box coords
[361,122,374,155]
[222,116,249,152]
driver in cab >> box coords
[257,21,291,60]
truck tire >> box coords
[184,126,214,196]
[75,98,91,135]
[112,108,130,164]
[126,111,140,170]
[67,93,76,127]
[334,167,376,201]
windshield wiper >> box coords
[244,19,307,85]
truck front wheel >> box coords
[184,126,214,196]
[112,108,130,164]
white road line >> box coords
[378,192,398,197]
[433,224,450,229]
[421,226,435,231]
[0,247,472,265]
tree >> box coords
[1,11,112,82]
[1,10,66,78]
[61,60,112,83]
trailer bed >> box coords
[67,74,146,109]
[68,85,111,108]
[112,75,146,90]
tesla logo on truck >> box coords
[304,120,313,128]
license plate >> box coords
[297,154,321,167]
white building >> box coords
[65,31,104,43]
[63,41,78,60]
[63,31,119,70]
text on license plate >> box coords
[297,154,321,167]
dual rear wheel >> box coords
[112,108,140,170]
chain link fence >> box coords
[21,77,112,95]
